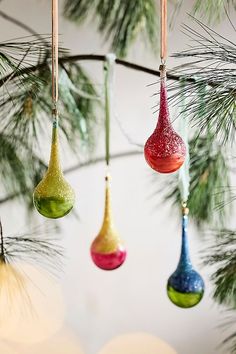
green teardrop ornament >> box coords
[33,122,75,219]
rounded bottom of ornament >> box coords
[144,152,185,173]
[167,285,204,308]
[91,249,127,271]
[33,195,74,219]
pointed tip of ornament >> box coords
[159,64,166,71]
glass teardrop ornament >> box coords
[167,211,204,308]
[144,67,186,173]
[33,121,75,219]
[90,176,126,270]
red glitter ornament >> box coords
[144,66,186,173]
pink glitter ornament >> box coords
[144,66,186,173]
[90,176,126,271]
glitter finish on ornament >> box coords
[33,122,75,219]
[167,215,204,308]
[90,177,126,271]
[144,70,186,173]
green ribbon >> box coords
[179,78,190,204]
[104,53,116,167]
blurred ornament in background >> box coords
[90,175,126,271]
[167,206,204,308]
[97,332,177,354]
[33,120,75,219]
[144,65,186,173]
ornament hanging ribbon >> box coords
[160,0,167,63]
[178,79,190,204]
[104,53,116,167]
[52,0,59,122]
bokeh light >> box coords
[0,262,65,344]
[0,341,18,354]
[17,330,85,354]
[98,332,177,354]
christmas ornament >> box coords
[90,175,126,270]
[167,84,204,308]
[144,0,186,173]
[167,206,204,308]
[33,0,75,218]
[90,54,126,270]
[33,119,75,219]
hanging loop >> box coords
[52,0,59,112]
[182,202,189,216]
[159,64,166,80]
[160,0,167,62]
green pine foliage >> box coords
[63,0,235,58]
[221,311,236,354]
[164,134,231,226]
[63,0,158,58]
[203,229,236,307]
[193,0,236,24]
[170,18,236,143]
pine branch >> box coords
[161,134,231,226]
[4,232,63,276]
[203,229,236,308]
[0,220,63,275]
[0,53,223,90]
[63,0,236,58]
[165,17,236,143]
[63,0,158,58]
[193,0,236,24]
[221,310,236,354]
